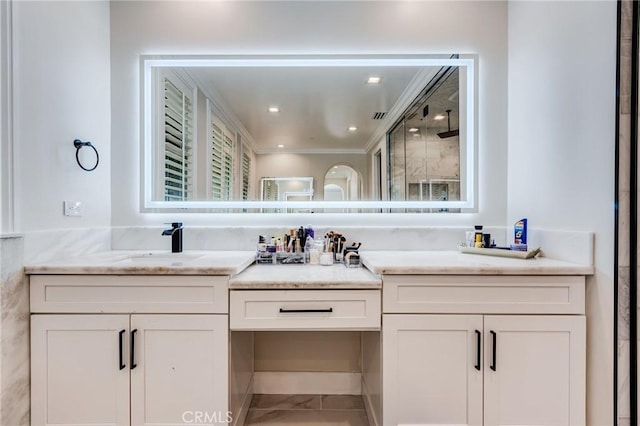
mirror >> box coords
[260,177,314,213]
[142,55,475,211]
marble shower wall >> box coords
[391,128,460,201]
[0,235,29,426]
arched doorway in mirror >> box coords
[323,164,361,201]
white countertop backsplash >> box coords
[23,227,111,264]
[111,226,593,266]
[111,226,509,252]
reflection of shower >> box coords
[437,109,459,139]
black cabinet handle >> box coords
[490,330,497,371]
[118,329,126,370]
[130,329,138,370]
[279,308,333,313]
[475,330,481,371]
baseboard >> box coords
[232,376,253,426]
[252,372,362,395]
[361,379,379,426]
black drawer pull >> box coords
[279,308,333,313]
[474,330,481,371]
[130,329,138,370]
[490,330,497,371]
[118,329,126,370]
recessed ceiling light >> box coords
[367,76,381,84]
[348,126,357,132]
[408,127,419,133]
[434,114,445,121]
[333,166,339,169]
[277,144,284,148]
[268,106,279,113]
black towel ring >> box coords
[73,139,99,172]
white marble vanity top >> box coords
[360,250,595,275]
[24,250,256,275]
[229,264,382,289]
[24,249,595,278]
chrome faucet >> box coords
[161,222,183,253]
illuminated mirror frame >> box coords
[142,55,476,211]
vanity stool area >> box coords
[25,250,593,426]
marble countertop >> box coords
[360,250,595,275]
[24,249,594,278]
[24,250,256,275]
[229,264,382,289]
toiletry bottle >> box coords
[514,218,527,244]
[474,225,483,248]
[304,236,313,263]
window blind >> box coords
[163,78,193,201]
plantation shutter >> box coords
[263,180,278,201]
[163,78,193,201]
[223,133,234,200]
[210,115,235,201]
[242,152,251,200]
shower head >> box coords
[437,109,459,139]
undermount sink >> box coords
[118,252,204,264]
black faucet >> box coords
[161,222,183,253]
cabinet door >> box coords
[383,315,483,426]
[130,315,229,426]
[483,315,586,426]
[31,314,130,426]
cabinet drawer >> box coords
[230,290,381,330]
[30,275,228,313]
[383,275,585,314]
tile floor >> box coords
[244,394,370,426]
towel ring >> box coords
[73,139,99,172]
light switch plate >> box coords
[63,201,83,217]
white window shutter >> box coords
[163,78,193,201]
[209,109,235,201]
[242,152,251,200]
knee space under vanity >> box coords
[230,330,380,426]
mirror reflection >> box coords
[324,165,360,202]
[260,177,314,213]
[143,56,474,211]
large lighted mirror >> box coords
[142,55,475,211]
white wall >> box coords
[110,0,508,227]
[256,153,367,202]
[12,1,111,232]
[0,1,11,234]
[507,2,616,424]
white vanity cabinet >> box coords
[382,275,586,426]
[29,275,230,426]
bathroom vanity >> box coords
[25,250,593,426]
[362,251,590,426]
[27,251,255,426]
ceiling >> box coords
[183,65,426,153]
